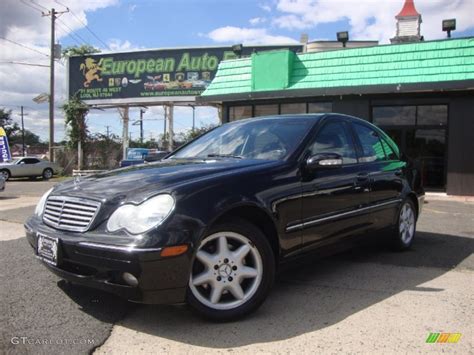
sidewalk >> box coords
[425,192,474,203]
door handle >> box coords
[395,169,403,176]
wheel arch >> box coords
[208,203,281,263]
[0,168,11,178]
[406,192,419,220]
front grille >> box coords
[43,196,101,232]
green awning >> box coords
[201,37,474,99]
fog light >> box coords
[122,272,138,287]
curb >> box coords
[425,192,474,203]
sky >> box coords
[1,0,473,142]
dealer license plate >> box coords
[37,233,59,266]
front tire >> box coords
[187,219,275,321]
[0,169,10,181]
[42,168,53,180]
[391,199,417,251]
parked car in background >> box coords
[0,157,59,180]
[0,175,5,192]
[26,114,424,321]
[119,148,168,167]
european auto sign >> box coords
[68,45,302,104]
[0,127,12,162]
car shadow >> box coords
[0,196,18,200]
[57,280,136,324]
[59,230,473,348]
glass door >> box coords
[372,105,448,191]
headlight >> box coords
[107,194,175,235]
[35,188,53,216]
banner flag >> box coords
[0,127,12,162]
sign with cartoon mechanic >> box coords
[68,45,302,104]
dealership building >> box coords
[200,3,474,196]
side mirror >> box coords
[306,153,343,170]
[19,161,25,165]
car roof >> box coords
[227,113,327,125]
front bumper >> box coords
[25,218,191,304]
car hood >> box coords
[51,158,278,203]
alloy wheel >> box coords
[43,169,53,179]
[1,170,9,180]
[399,203,415,244]
[189,231,263,310]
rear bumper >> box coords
[25,219,191,304]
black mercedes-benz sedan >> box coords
[25,114,424,320]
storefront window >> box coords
[280,103,307,114]
[229,106,252,121]
[373,106,416,126]
[254,104,279,117]
[417,105,448,125]
[308,102,332,113]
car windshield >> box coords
[170,118,315,161]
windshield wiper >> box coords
[206,154,243,159]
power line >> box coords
[55,21,84,46]
[19,0,42,13]
[0,37,49,57]
[57,18,89,45]
[29,0,49,11]
[55,0,110,50]
[19,0,85,49]
[0,61,50,67]
[0,104,35,110]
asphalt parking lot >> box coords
[1,180,473,354]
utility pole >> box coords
[139,109,145,143]
[20,106,26,156]
[42,7,68,162]
[168,104,174,150]
[163,106,167,149]
[105,125,110,140]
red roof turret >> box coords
[396,0,420,18]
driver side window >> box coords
[309,121,357,164]
[24,158,39,164]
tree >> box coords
[9,128,41,146]
[1,107,42,147]
[62,45,101,57]
[0,108,13,128]
[62,96,89,169]
[176,124,217,147]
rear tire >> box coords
[187,219,275,321]
[0,169,10,181]
[42,168,53,180]
[391,199,417,251]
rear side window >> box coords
[381,139,398,160]
[310,121,357,164]
[353,124,386,162]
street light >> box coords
[442,19,456,38]
[337,31,349,47]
